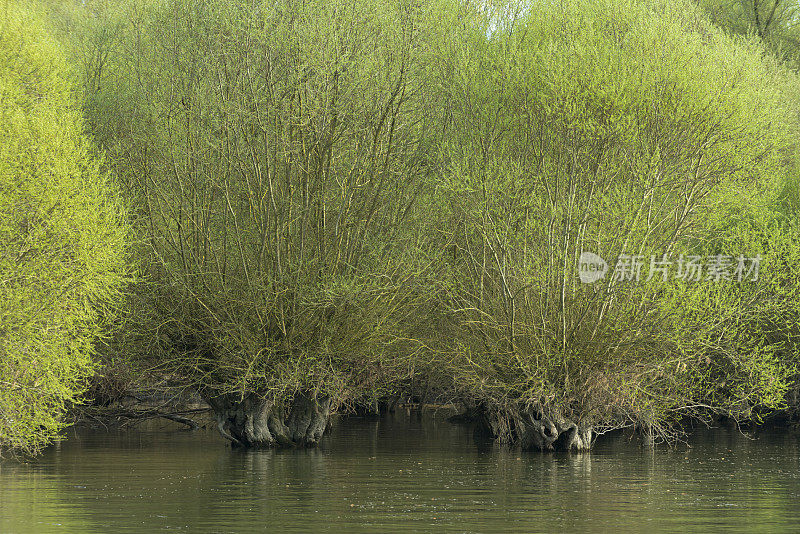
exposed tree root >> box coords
[204,391,331,448]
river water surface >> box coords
[1,411,799,533]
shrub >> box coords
[0,0,129,457]
[425,0,800,447]
[76,0,434,446]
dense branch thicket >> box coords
[420,0,800,448]
[698,0,800,67]
[0,0,129,457]
[14,0,800,452]
[70,0,438,446]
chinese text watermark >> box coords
[578,252,760,284]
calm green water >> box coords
[1,412,799,533]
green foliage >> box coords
[698,0,800,67]
[76,0,435,408]
[0,0,129,457]
[424,0,800,440]
[48,0,800,446]
[671,165,800,422]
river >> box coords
[1,411,799,533]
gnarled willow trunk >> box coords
[204,392,331,448]
[478,407,593,452]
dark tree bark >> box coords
[203,391,331,448]
[476,406,593,452]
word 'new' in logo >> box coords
[579,252,608,283]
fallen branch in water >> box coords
[71,405,211,430]
[158,412,200,430]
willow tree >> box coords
[424,0,800,449]
[84,0,434,447]
[698,0,800,66]
[0,0,129,457]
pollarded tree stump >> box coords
[478,406,593,452]
[204,391,331,448]
[515,411,593,451]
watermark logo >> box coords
[578,253,761,283]
[579,252,609,283]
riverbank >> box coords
[69,388,800,453]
